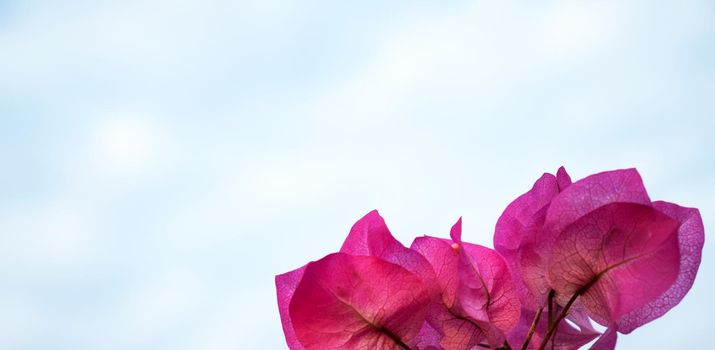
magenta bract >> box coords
[290,253,431,349]
[546,202,680,324]
[495,168,704,337]
[341,210,438,290]
[277,167,704,349]
[411,218,520,348]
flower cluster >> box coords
[276,168,704,350]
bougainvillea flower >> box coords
[546,202,680,325]
[287,253,432,349]
[277,211,439,349]
[340,210,438,291]
[412,218,521,349]
[494,167,704,336]
[494,167,571,308]
[615,201,705,333]
[277,168,702,349]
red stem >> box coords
[536,292,580,350]
[519,306,544,350]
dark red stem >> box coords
[536,291,580,350]
[520,306,544,350]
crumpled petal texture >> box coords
[277,166,703,349]
[546,202,680,324]
[341,210,437,290]
[496,168,703,333]
[411,236,487,349]
[495,172,560,254]
[543,169,652,237]
[615,201,704,333]
[289,253,431,349]
[456,242,520,333]
[494,168,567,308]
[413,219,520,349]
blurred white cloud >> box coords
[537,1,623,54]
[0,200,96,276]
[116,269,206,340]
[91,114,170,176]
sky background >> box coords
[0,0,713,349]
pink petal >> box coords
[566,307,597,333]
[547,323,600,350]
[450,217,463,243]
[457,219,520,336]
[276,266,308,350]
[556,166,572,191]
[494,172,559,253]
[548,305,600,349]
[342,210,437,285]
[414,219,521,348]
[493,169,564,309]
[425,303,487,349]
[514,215,552,308]
[340,210,394,256]
[439,321,485,349]
[544,168,651,237]
[457,242,521,333]
[504,309,535,348]
[289,253,431,349]
[616,201,705,333]
[412,321,442,349]
[410,235,493,349]
[411,236,460,308]
[589,327,617,350]
[518,169,653,312]
[546,203,680,325]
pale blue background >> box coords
[0,0,712,349]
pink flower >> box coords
[411,218,521,349]
[276,167,703,349]
[276,211,439,350]
[494,168,704,348]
